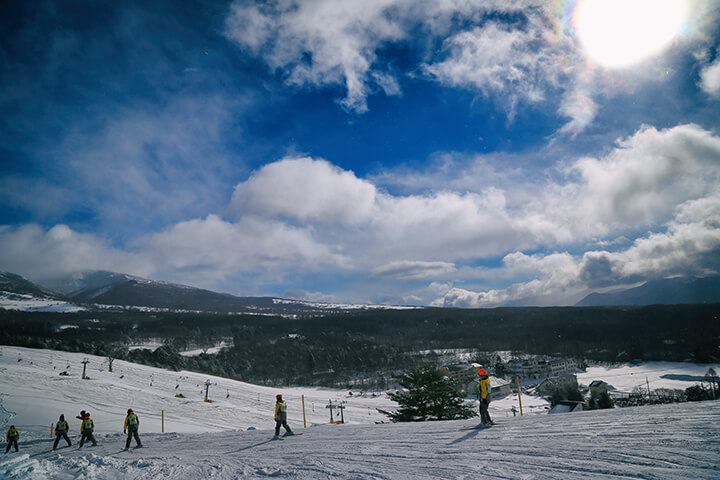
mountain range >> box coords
[1,270,719,312]
[0,270,409,313]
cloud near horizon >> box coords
[1,123,719,305]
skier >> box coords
[477,369,494,425]
[123,408,143,450]
[5,425,19,453]
[53,414,72,450]
[274,394,294,438]
[79,412,97,448]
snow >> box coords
[1,346,719,479]
[578,362,720,393]
[0,292,86,313]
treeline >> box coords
[1,303,718,386]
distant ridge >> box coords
[576,276,720,306]
[0,271,62,298]
[33,270,407,313]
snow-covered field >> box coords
[578,362,720,393]
[1,346,719,479]
[0,292,85,312]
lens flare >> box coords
[574,0,688,68]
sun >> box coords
[574,0,689,68]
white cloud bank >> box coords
[2,123,719,305]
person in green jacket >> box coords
[273,394,294,437]
[53,414,72,450]
[477,369,494,425]
[5,425,19,453]
[79,412,97,448]
[123,409,143,450]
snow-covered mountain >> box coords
[0,272,60,298]
[1,346,719,479]
[576,276,720,306]
[29,270,416,313]
[0,272,84,313]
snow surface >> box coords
[1,346,719,479]
[0,292,85,313]
[577,362,720,393]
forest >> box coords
[1,303,718,387]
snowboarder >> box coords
[79,412,97,448]
[5,425,19,453]
[477,369,494,425]
[123,408,142,449]
[274,394,293,437]
[53,414,72,450]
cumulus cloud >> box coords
[555,123,720,230]
[699,55,720,95]
[0,224,150,283]
[4,122,719,305]
[134,214,351,287]
[230,157,377,224]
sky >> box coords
[1,0,719,307]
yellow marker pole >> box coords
[302,394,307,428]
[516,376,524,416]
[162,410,165,433]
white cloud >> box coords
[422,20,564,120]
[0,224,150,284]
[135,214,351,287]
[372,260,456,280]
[699,55,720,95]
[223,0,547,114]
[555,124,720,230]
[230,157,377,224]
[5,122,719,305]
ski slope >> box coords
[1,346,719,479]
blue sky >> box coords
[1,0,719,306]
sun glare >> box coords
[574,0,688,68]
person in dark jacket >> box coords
[123,408,142,449]
[5,425,19,453]
[273,394,293,437]
[53,414,72,450]
[79,412,97,448]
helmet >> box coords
[127,409,133,414]
[276,394,282,400]
[477,369,487,376]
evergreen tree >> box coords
[378,365,476,422]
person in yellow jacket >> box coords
[273,394,294,438]
[5,425,19,453]
[123,408,143,450]
[477,369,494,425]
[53,414,72,450]
[79,412,97,448]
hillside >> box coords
[576,276,720,306]
[1,346,718,479]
